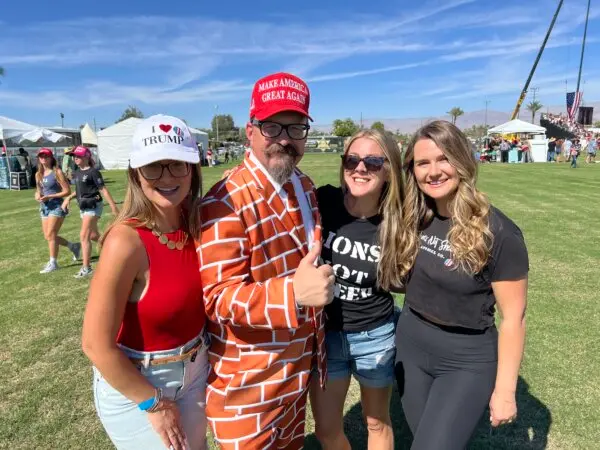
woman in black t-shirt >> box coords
[311,129,407,450]
[395,121,529,449]
[63,146,119,278]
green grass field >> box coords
[1,154,599,449]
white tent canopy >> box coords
[81,123,98,146]
[488,119,546,135]
[0,115,37,140]
[97,118,143,169]
[188,127,209,159]
[98,119,209,169]
[17,128,70,144]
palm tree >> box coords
[526,101,543,124]
[447,107,464,125]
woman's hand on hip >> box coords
[147,399,188,450]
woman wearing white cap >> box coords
[82,115,209,450]
[63,146,119,278]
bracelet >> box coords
[147,388,163,413]
[137,388,162,412]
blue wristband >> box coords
[138,393,157,411]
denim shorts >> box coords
[326,316,397,388]
[93,332,210,450]
[80,202,103,219]
[40,198,67,219]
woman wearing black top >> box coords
[395,121,529,449]
[311,129,406,450]
[63,146,119,278]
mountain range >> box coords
[314,101,600,134]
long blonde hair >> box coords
[401,120,492,276]
[35,153,58,184]
[340,129,408,290]
[100,163,203,245]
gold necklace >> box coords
[147,224,188,250]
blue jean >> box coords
[571,155,577,168]
[547,151,555,162]
[40,198,67,218]
[80,202,103,219]
[93,333,210,450]
[326,314,397,388]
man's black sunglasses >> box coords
[251,119,310,140]
[341,154,387,172]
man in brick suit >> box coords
[197,72,334,449]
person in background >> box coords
[547,137,556,162]
[61,147,75,181]
[563,137,573,162]
[395,120,529,450]
[17,148,34,186]
[82,115,209,450]
[521,141,532,163]
[311,129,406,450]
[206,148,213,167]
[570,139,580,168]
[35,148,80,273]
[63,146,118,278]
[585,135,597,164]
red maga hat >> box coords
[249,72,312,121]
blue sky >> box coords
[1,0,598,130]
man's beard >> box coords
[264,144,298,185]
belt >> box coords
[129,340,204,368]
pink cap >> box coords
[67,146,91,158]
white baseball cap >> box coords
[129,114,200,169]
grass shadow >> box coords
[305,377,550,449]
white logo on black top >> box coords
[420,233,454,266]
[323,230,380,302]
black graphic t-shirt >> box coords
[317,185,394,332]
[405,206,529,330]
[71,167,105,205]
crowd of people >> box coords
[479,137,534,163]
[67,71,532,450]
[541,112,588,136]
[546,135,598,168]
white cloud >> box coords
[0,0,597,111]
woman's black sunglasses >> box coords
[341,154,387,172]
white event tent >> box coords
[97,118,209,169]
[80,123,98,146]
[488,119,548,162]
[0,115,37,140]
[487,119,546,135]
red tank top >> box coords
[117,226,206,351]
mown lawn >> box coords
[0,154,598,449]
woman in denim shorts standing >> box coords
[82,115,209,450]
[63,146,119,278]
[35,148,80,273]
[311,129,407,450]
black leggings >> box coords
[395,308,497,450]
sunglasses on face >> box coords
[139,161,190,180]
[341,154,387,172]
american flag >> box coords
[566,91,582,122]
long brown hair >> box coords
[339,129,408,290]
[100,163,203,244]
[401,120,492,276]
[35,152,58,185]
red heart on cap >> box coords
[159,124,172,133]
